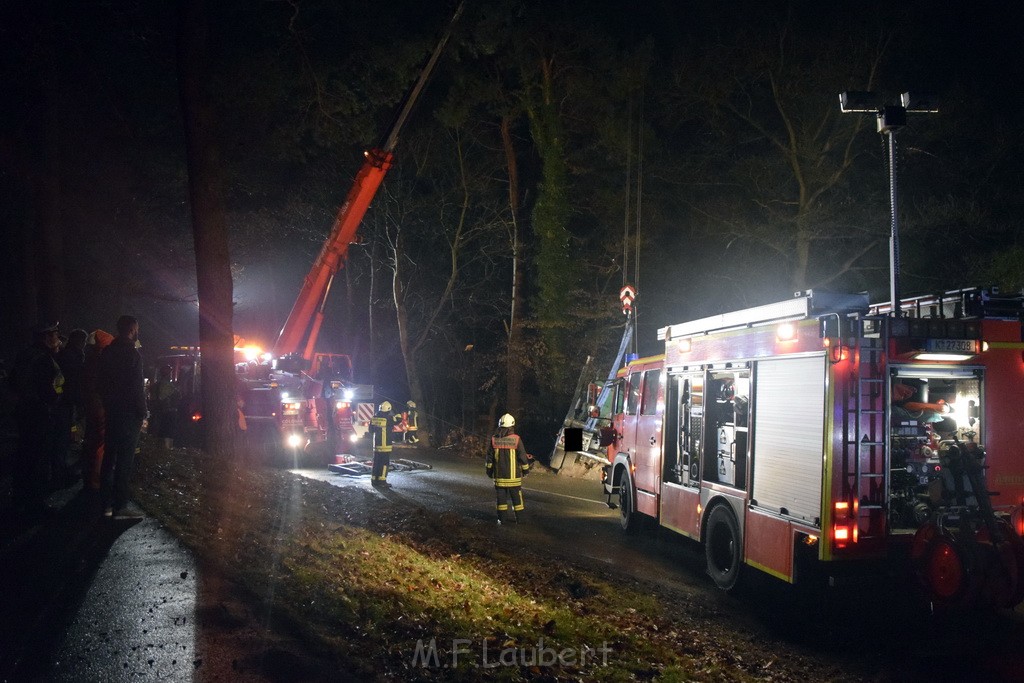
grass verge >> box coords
[132,442,856,682]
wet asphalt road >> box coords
[44,517,199,682]
[295,447,711,597]
[0,489,203,683]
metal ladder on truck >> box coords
[846,317,889,542]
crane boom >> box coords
[273,1,464,359]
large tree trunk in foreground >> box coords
[176,0,236,457]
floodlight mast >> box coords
[839,91,937,315]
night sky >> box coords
[3,0,1023,417]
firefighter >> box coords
[404,400,420,444]
[486,413,532,524]
[370,401,400,488]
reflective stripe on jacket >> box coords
[486,434,530,487]
[370,415,393,453]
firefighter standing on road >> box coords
[370,401,400,488]
[486,413,532,524]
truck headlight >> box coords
[286,433,303,449]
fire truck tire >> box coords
[705,504,743,591]
[910,522,939,562]
[618,469,640,534]
[1002,522,1024,606]
[922,535,967,605]
[975,521,1024,608]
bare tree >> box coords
[666,9,894,293]
[374,126,508,441]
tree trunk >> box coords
[390,237,430,447]
[176,0,236,458]
[501,114,525,416]
[525,55,575,394]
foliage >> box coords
[4,0,1024,428]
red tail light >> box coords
[833,501,855,549]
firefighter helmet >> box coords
[407,400,416,408]
[379,401,392,413]
[498,413,515,428]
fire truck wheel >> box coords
[705,504,743,591]
[974,520,1024,608]
[923,535,967,605]
[618,469,640,534]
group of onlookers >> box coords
[5,315,147,523]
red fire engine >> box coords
[602,287,1024,608]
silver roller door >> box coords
[752,355,826,525]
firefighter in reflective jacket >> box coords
[404,400,420,443]
[370,401,401,488]
[486,413,532,524]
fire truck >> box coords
[600,287,1024,608]
[232,4,464,457]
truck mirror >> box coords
[587,383,599,405]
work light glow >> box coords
[913,352,975,361]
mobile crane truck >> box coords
[236,3,465,461]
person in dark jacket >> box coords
[149,364,180,449]
[54,328,88,487]
[486,413,532,525]
[9,322,64,520]
[97,315,147,517]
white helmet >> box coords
[379,401,392,413]
[498,413,515,428]
[407,400,416,408]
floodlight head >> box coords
[877,105,907,133]
[900,92,939,113]
[839,90,880,113]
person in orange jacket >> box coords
[81,329,114,492]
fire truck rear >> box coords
[602,287,1024,608]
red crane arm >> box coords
[271,2,463,361]
[273,149,393,358]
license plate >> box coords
[926,338,978,353]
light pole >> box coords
[840,91,938,315]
